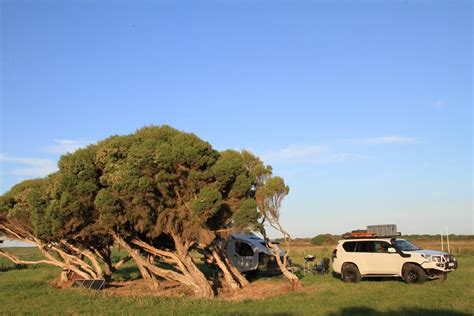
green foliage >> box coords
[256,175,289,228]
[0,179,45,220]
[310,234,339,246]
[211,150,247,192]
[80,127,262,244]
[28,180,53,240]
[232,199,259,228]
[238,150,290,239]
[0,195,14,220]
[94,188,124,228]
[91,126,258,245]
[33,146,104,243]
[1,125,278,283]
[191,188,222,217]
[0,178,49,239]
[229,174,252,199]
[263,176,289,195]
[241,150,272,183]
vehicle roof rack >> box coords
[342,225,401,239]
[342,233,401,240]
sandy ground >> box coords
[96,278,313,300]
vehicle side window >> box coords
[374,241,391,253]
[355,241,376,253]
[235,241,254,256]
[342,241,356,252]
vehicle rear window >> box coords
[342,241,356,252]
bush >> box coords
[311,234,339,246]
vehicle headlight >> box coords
[421,254,443,263]
[421,254,433,262]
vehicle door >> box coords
[355,240,399,275]
[354,241,376,274]
[371,241,400,274]
[228,240,256,272]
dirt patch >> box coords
[49,278,70,289]
[49,271,96,290]
[96,278,315,300]
[102,279,192,298]
[218,279,315,301]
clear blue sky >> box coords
[1,0,472,236]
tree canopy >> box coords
[0,125,295,296]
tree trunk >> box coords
[100,251,131,282]
[116,233,214,298]
[0,248,94,280]
[221,249,249,288]
[210,245,249,290]
[173,235,214,298]
[136,259,160,289]
[210,248,240,291]
[268,243,302,289]
[115,234,213,294]
[0,223,105,282]
[112,235,161,289]
[60,270,70,283]
[177,252,214,297]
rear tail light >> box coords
[332,249,337,261]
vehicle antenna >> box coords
[446,227,450,254]
[440,229,444,252]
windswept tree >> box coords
[243,151,302,288]
[204,149,261,290]
[0,177,114,282]
[93,126,259,297]
[29,146,130,282]
[0,125,295,296]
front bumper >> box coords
[421,254,458,272]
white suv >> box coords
[332,237,457,284]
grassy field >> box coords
[1,241,473,315]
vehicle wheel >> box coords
[403,264,427,284]
[342,263,361,283]
[244,270,258,281]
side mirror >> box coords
[388,247,396,253]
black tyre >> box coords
[403,264,427,284]
[342,263,361,283]
[244,270,258,281]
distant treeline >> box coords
[402,234,474,242]
[274,234,474,245]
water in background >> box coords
[0,240,35,248]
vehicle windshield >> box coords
[393,239,421,251]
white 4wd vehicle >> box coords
[332,237,457,284]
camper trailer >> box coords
[208,233,287,274]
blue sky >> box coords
[1,0,472,236]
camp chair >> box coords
[313,258,330,275]
[303,255,316,275]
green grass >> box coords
[1,247,473,315]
